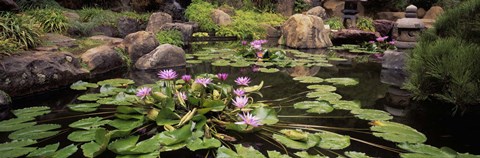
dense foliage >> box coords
[155,30,184,47]
[185,0,218,32]
[405,0,480,114]
[0,12,41,53]
[356,17,375,32]
[324,17,344,30]
[26,9,70,33]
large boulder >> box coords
[423,6,444,20]
[135,44,186,70]
[374,20,395,37]
[280,14,332,48]
[0,0,19,11]
[160,23,194,43]
[117,17,145,37]
[261,24,281,38]
[90,25,119,37]
[146,12,173,33]
[276,0,295,16]
[211,9,232,26]
[81,45,125,75]
[122,31,159,63]
[306,6,327,19]
[331,29,377,44]
[0,90,11,106]
[88,35,123,45]
[42,33,77,48]
[0,51,88,97]
[377,12,405,21]
[323,0,344,17]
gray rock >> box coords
[306,6,327,19]
[0,0,19,11]
[160,23,193,44]
[374,20,395,37]
[135,44,186,70]
[0,90,11,106]
[81,45,125,75]
[122,31,159,63]
[382,50,407,70]
[0,51,88,97]
[280,14,332,48]
[42,33,77,48]
[423,6,444,20]
[380,68,408,87]
[146,12,173,33]
[211,9,232,26]
[90,25,119,37]
[276,0,295,16]
[117,17,144,37]
[88,35,123,45]
[331,29,377,44]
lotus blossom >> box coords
[176,91,187,100]
[232,96,249,108]
[136,87,152,99]
[233,89,245,96]
[256,51,264,58]
[235,112,262,127]
[241,41,247,45]
[217,73,229,81]
[182,75,191,82]
[388,40,396,45]
[195,78,212,87]
[158,69,177,80]
[368,40,375,44]
[250,40,268,50]
[235,76,251,86]
[376,36,389,42]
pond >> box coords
[1,41,479,158]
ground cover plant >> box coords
[0,12,41,54]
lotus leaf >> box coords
[68,129,101,142]
[316,131,350,149]
[108,119,143,130]
[116,151,160,158]
[306,85,337,92]
[67,103,101,112]
[267,151,292,158]
[370,121,426,143]
[328,57,348,61]
[52,144,78,158]
[81,128,110,157]
[156,108,180,125]
[8,124,60,140]
[97,78,134,87]
[78,93,107,101]
[230,62,251,67]
[325,78,359,86]
[13,106,51,118]
[311,92,342,103]
[115,113,144,120]
[259,68,280,73]
[69,117,111,130]
[157,122,193,146]
[243,81,264,92]
[234,144,266,158]
[279,129,308,141]
[27,143,59,157]
[0,140,37,158]
[398,143,455,158]
[344,151,372,158]
[159,142,186,152]
[351,109,393,121]
[293,101,333,114]
[216,146,239,158]
[252,106,279,125]
[332,100,361,110]
[272,133,319,150]
[117,106,145,114]
[187,60,203,64]
[294,76,324,83]
[186,138,221,151]
[70,81,98,90]
[100,84,125,95]
[0,117,36,132]
[294,151,328,158]
[255,62,274,67]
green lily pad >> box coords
[80,128,110,158]
[186,138,221,151]
[187,60,203,64]
[351,109,393,121]
[234,144,266,158]
[68,129,100,142]
[70,81,98,90]
[108,119,143,131]
[230,62,251,67]
[398,143,455,158]
[100,85,125,95]
[258,68,280,73]
[328,57,348,61]
[316,131,350,149]
[216,146,239,157]
[308,92,342,103]
[370,121,427,144]
[13,106,51,118]
[211,60,230,66]
[295,76,324,83]
[315,63,334,67]
[272,133,319,150]
[77,93,107,101]
[157,122,193,146]
[69,117,111,130]
[293,101,334,114]
[294,151,328,158]
[27,143,59,157]
[332,100,361,110]
[255,62,274,67]
[9,124,61,140]
[345,151,373,158]
[267,151,292,158]
[325,78,359,86]
[0,117,36,132]
[67,103,101,112]
[53,144,78,158]
[0,140,37,158]
[306,85,337,92]
[252,106,279,125]
[97,78,134,87]
[156,108,180,125]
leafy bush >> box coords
[294,0,310,13]
[405,0,480,114]
[0,12,41,50]
[216,10,285,39]
[16,0,62,10]
[185,0,218,32]
[155,30,184,47]
[325,17,344,30]
[26,9,70,33]
[356,17,375,32]
[0,38,19,55]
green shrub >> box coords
[216,10,285,39]
[325,17,344,30]
[185,0,218,32]
[405,0,480,114]
[356,17,375,32]
[0,12,41,50]
[16,0,62,10]
[26,9,70,33]
[294,0,310,13]
[0,38,19,55]
[155,30,184,47]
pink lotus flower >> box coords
[256,51,264,58]
[376,36,389,42]
[388,40,396,45]
[195,78,212,87]
[181,75,191,82]
[232,96,248,108]
[241,41,247,45]
[158,69,177,80]
[235,112,261,127]
[369,40,375,44]
[176,91,187,100]
[235,77,251,86]
[233,89,245,96]
[136,87,151,99]
[217,73,228,81]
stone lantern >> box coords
[342,0,367,29]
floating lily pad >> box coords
[185,54,194,59]
[70,81,98,90]
[328,57,348,61]
[192,53,211,57]
[9,124,61,140]
[53,144,78,158]
[306,85,337,92]
[255,62,274,67]
[314,63,334,67]
[27,143,59,157]
[258,68,279,73]
[293,76,324,83]
[0,140,37,158]
[332,100,361,110]
[316,131,350,149]
[68,129,100,142]
[252,106,279,125]
[187,60,203,64]
[69,117,111,130]
[77,93,108,101]
[67,103,101,112]
[0,117,36,132]
[397,143,456,158]
[272,133,319,150]
[307,92,342,103]
[293,101,333,114]
[345,151,373,158]
[186,138,221,151]
[13,106,51,118]
[108,119,143,131]
[370,121,427,143]
[97,78,134,87]
[351,109,392,121]
[100,85,125,95]
[267,151,292,158]
[325,78,359,86]
[294,151,328,158]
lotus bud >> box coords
[152,92,168,101]
[164,124,176,131]
[146,108,159,121]
[280,129,308,141]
